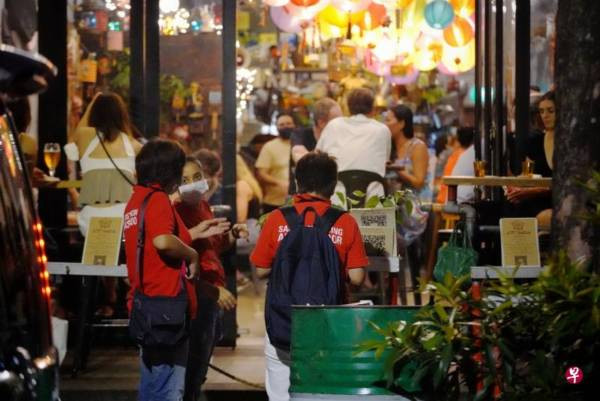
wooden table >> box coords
[55,180,82,189]
[441,175,552,203]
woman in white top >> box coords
[66,93,142,235]
[65,93,142,316]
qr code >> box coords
[363,235,388,256]
[361,215,387,227]
[514,256,528,266]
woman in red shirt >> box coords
[174,156,248,401]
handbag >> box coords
[128,190,189,347]
[396,190,429,249]
[433,221,478,282]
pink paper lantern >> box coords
[332,0,372,13]
[386,67,419,85]
[264,0,290,6]
[270,6,306,33]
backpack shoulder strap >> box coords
[280,206,300,229]
[320,207,346,234]
[136,190,158,294]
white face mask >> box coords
[178,179,209,204]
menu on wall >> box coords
[82,217,124,266]
[500,218,541,267]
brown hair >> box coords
[347,88,374,116]
[88,92,132,142]
[192,148,222,177]
[313,97,339,125]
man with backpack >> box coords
[251,152,367,401]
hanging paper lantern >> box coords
[386,66,419,85]
[270,6,307,33]
[449,0,475,18]
[413,38,443,71]
[358,2,387,30]
[372,32,397,62]
[318,4,365,27]
[441,39,475,73]
[319,20,344,39]
[264,0,290,6]
[424,0,455,29]
[443,16,473,47]
[399,0,426,31]
[372,0,397,8]
[364,55,391,76]
[291,0,320,5]
[436,60,458,75]
[287,0,331,19]
[396,0,414,8]
[332,0,372,13]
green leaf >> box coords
[352,190,366,198]
[382,198,395,208]
[336,191,346,205]
[349,198,360,206]
[365,195,381,208]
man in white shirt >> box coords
[316,88,391,206]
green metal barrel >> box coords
[290,306,419,400]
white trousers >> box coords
[265,335,291,401]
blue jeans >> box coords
[183,296,223,401]
[139,341,188,401]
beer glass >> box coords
[43,142,61,177]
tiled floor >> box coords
[60,280,268,395]
[59,271,426,398]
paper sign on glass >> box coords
[82,217,124,266]
[500,218,540,267]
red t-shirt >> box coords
[124,185,197,318]
[175,200,227,287]
[250,194,369,275]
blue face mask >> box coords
[178,179,209,204]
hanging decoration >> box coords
[286,0,331,19]
[270,6,309,33]
[263,0,291,6]
[332,0,372,13]
[424,0,455,29]
[440,39,475,73]
[443,16,473,47]
[264,0,475,77]
[449,0,475,18]
[318,5,366,28]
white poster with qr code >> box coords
[359,226,396,257]
[350,207,396,228]
[500,218,540,267]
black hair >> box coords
[8,98,31,133]
[434,134,448,157]
[295,151,338,198]
[136,139,186,191]
[538,90,555,106]
[347,88,374,116]
[389,105,414,138]
[457,127,475,148]
[88,92,132,142]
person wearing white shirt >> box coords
[451,144,476,203]
[315,88,391,207]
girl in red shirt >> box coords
[174,156,248,401]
